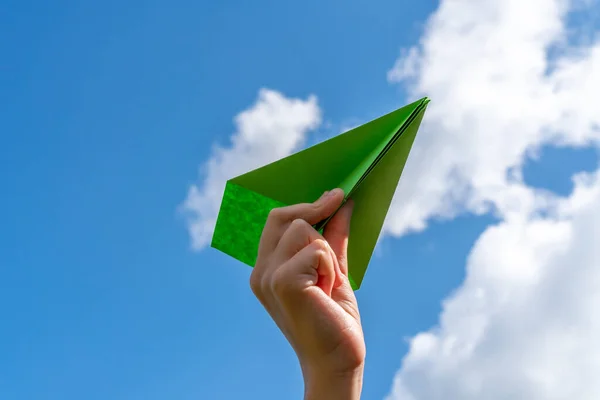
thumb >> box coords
[323,199,361,319]
[323,198,354,278]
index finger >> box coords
[257,188,345,257]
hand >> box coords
[250,188,365,400]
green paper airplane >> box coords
[211,97,430,290]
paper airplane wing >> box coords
[211,97,430,289]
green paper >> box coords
[211,97,430,289]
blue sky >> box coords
[2,1,600,399]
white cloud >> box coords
[387,170,600,400]
[181,88,321,250]
[385,0,600,399]
[384,0,600,237]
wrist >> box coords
[303,363,364,400]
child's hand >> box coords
[250,188,365,400]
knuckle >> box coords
[310,242,330,267]
[289,218,309,232]
[312,238,329,252]
[313,250,327,266]
[249,269,263,294]
[250,258,271,297]
[267,207,284,222]
[269,268,291,296]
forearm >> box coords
[303,365,364,400]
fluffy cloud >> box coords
[386,0,600,399]
[384,0,600,237]
[387,170,600,400]
[181,89,321,249]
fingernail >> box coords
[316,191,329,203]
[317,188,341,203]
[327,188,342,198]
